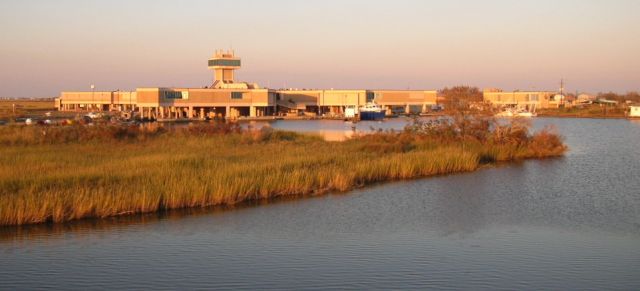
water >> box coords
[2,118,640,290]
[247,118,407,141]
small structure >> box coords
[629,105,640,118]
[595,98,618,106]
[577,93,596,103]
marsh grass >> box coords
[537,105,627,118]
[0,119,566,226]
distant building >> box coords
[577,93,596,102]
[482,89,559,109]
[594,98,618,105]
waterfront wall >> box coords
[57,88,439,118]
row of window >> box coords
[494,94,539,102]
[163,91,188,99]
[208,59,241,67]
[366,92,384,102]
[162,91,244,100]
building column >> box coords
[199,108,205,119]
[250,106,256,118]
[405,104,411,114]
[226,106,231,119]
[188,106,193,119]
[422,103,427,113]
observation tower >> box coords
[208,50,241,88]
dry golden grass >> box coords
[537,105,627,118]
[0,100,54,110]
[0,100,55,119]
[0,120,566,226]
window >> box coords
[231,92,243,99]
[163,91,188,99]
[366,92,375,102]
[208,59,241,67]
[529,94,539,102]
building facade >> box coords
[483,89,560,109]
[55,50,438,119]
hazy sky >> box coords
[1,0,639,97]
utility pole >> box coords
[560,78,565,106]
[91,84,95,112]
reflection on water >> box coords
[142,118,409,141]
[1,118,640,290]
[250,118,409,141]
[0,195,321,243]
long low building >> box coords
[277,89,437,116]
[56,50,438,119]
[482,89,562,109]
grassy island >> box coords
[0,116,566,226]
[537,105,627,118]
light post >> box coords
[91,84,95,112]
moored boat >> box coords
[359,103,385,120]
[495,107,537,118]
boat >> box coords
[495,107,537,118]
[515,110,536,117]
[359,103,385,120]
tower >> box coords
[208,49,241,88]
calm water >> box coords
[2,118,640,290]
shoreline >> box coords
[536,114,626,119]
[0,153,548,228]
[0,160,532,237]
[0,121,567,227]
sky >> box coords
[0,0,639,97]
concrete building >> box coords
[483,89,560,109]
[275,89,437,116]
[56,50,438,119]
